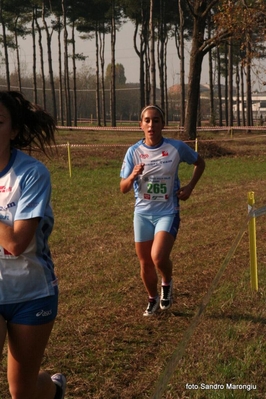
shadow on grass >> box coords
[209,312,266,324]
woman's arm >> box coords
[177,154,205,201]
[120,163,145,194]
[0,218,40,256]
[187,154,206,190]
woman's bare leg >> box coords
[135,240,158,297]
[151,231,175,284]
[7,321,57,399]
[0,315,7,356]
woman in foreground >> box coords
[120,105,205,316]
[0,91,66,398]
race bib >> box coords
[138,176,172,201]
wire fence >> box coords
[57,125,266,133]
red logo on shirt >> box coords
[162,151,168,157]
[0,186,12,193]
[140,154,149,159]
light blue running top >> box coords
[0,149,57,304]
[120,137,198,215]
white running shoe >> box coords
[143,296,160,316]
[51,373,66,399]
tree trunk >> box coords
[133,22,145,110]
[246,36,253,127]
[132,0,147,110]
[228,38,233,127]
[240,63,245,125]
[145,42,150,105]
[208,18,214,125]
[62,0,71,125]
[57,15,64,125]
[42,2,57,120]
[158,0,165,111]
[110,0,116,127]
[14,17,22,92]
[184,46,204,139]
[208,47,214,125]
[149,0,156,104]
[35,13,46,109]
[0,0,10,90]
[32,7,37,104]
[184,1,206,139]
[224,43,228,126]
[99,29,106,126]
[164,38,168,125]
[178,0,185,126]
[185,53,204,138]
[95,26,101,126]
[197,95,201,127]
[217,45,223,126]
[236,62,240,125]
[71,21,77,126]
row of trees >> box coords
[0,66,145,121]
[0,0,266,138]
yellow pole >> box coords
[248,191,258,291]
[195,138,198,152]
[67,142,72,178]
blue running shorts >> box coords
[0,289,58,325]
[134,213,180,242]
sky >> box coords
[10,20,265,91]
[11,20,209,89]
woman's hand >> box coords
[120,163,145,193]
[132,163,145,178]
[176,184,193,201]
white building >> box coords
[233,92,266,120]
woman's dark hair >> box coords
[0,91,56,155]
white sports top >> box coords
[0,149,57,304]
[120,138,198,215]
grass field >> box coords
[1,129,266,398]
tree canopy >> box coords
[0,0,265,132]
